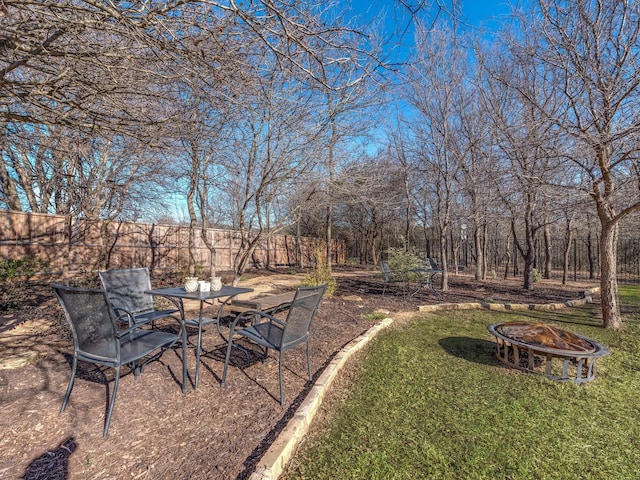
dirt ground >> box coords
[0,268,595,480]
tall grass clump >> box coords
[301,244,337,295]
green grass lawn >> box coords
[283,287,640,480]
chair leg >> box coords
[104,365,121,438]
[221,333,235,387]
[132,360,141,378]
[60,356,77,414]
[278,350,284,406]
[195,321,204,389]
[306,342,312,381]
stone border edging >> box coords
[417,286,601,313]
[249,317,394,480]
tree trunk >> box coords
[439,229,449,291]
[473,222,483,281]
[296,219,302,268]
[562,233,572,285]
[543,222,552,279]
[561,216,574,285]
[482,222,488,280]
[504,234,511,280]
[325,116,337,276]
[600,221,622,329]
[0,160,22,211]
[587,232,595,280]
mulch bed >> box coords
[0,269,595,480]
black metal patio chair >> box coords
[380,260,409,296]
[99,267,179,327]
[221,284,327,406]
[52,283,182,438]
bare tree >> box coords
[514,0,640,328]
[212,57,322,284]
[404,22,472,291]
[453,59,501,281]
[1,0,382,216]
[481,25,566,291]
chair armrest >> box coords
[231,309,286,329]
[115,322,145,338]
[412,268,442,274]
[111,305,157,327]
[266,302,293,316]
[107,294,130,313]
[411,268,429,275]
[111,306,136,327]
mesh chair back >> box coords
[281,285,327,348]
[52,284,119,363]
[380,261,392,281]
[99,268,154,315]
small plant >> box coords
[301,244,337,295]
[0,257,49,282]
[0,257,50,313]
[532,268,542,283]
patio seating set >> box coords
[380,258,443,301]
[52,268,326,437]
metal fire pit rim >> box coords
[487,322,610,359]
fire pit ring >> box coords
[488,321,610,383]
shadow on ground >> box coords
[439,336,498,366]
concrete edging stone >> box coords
[418,286,601,313]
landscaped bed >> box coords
[0,269,597,479]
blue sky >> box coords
[458,0,511,26]
[347,0,513,66]
[347,0,513,34]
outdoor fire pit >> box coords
[487,321,610,383]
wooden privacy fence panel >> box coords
[0,210,344,277]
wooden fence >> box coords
[0,210,345,277]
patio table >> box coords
[146,286,253,391]
[410,267,443,300]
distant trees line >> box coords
[369,223,640,285]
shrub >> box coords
[532,268,542,283]
[0,257,50,313]
[384,247,423,272]
[0,257,49,282]
[301,244,337,295]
